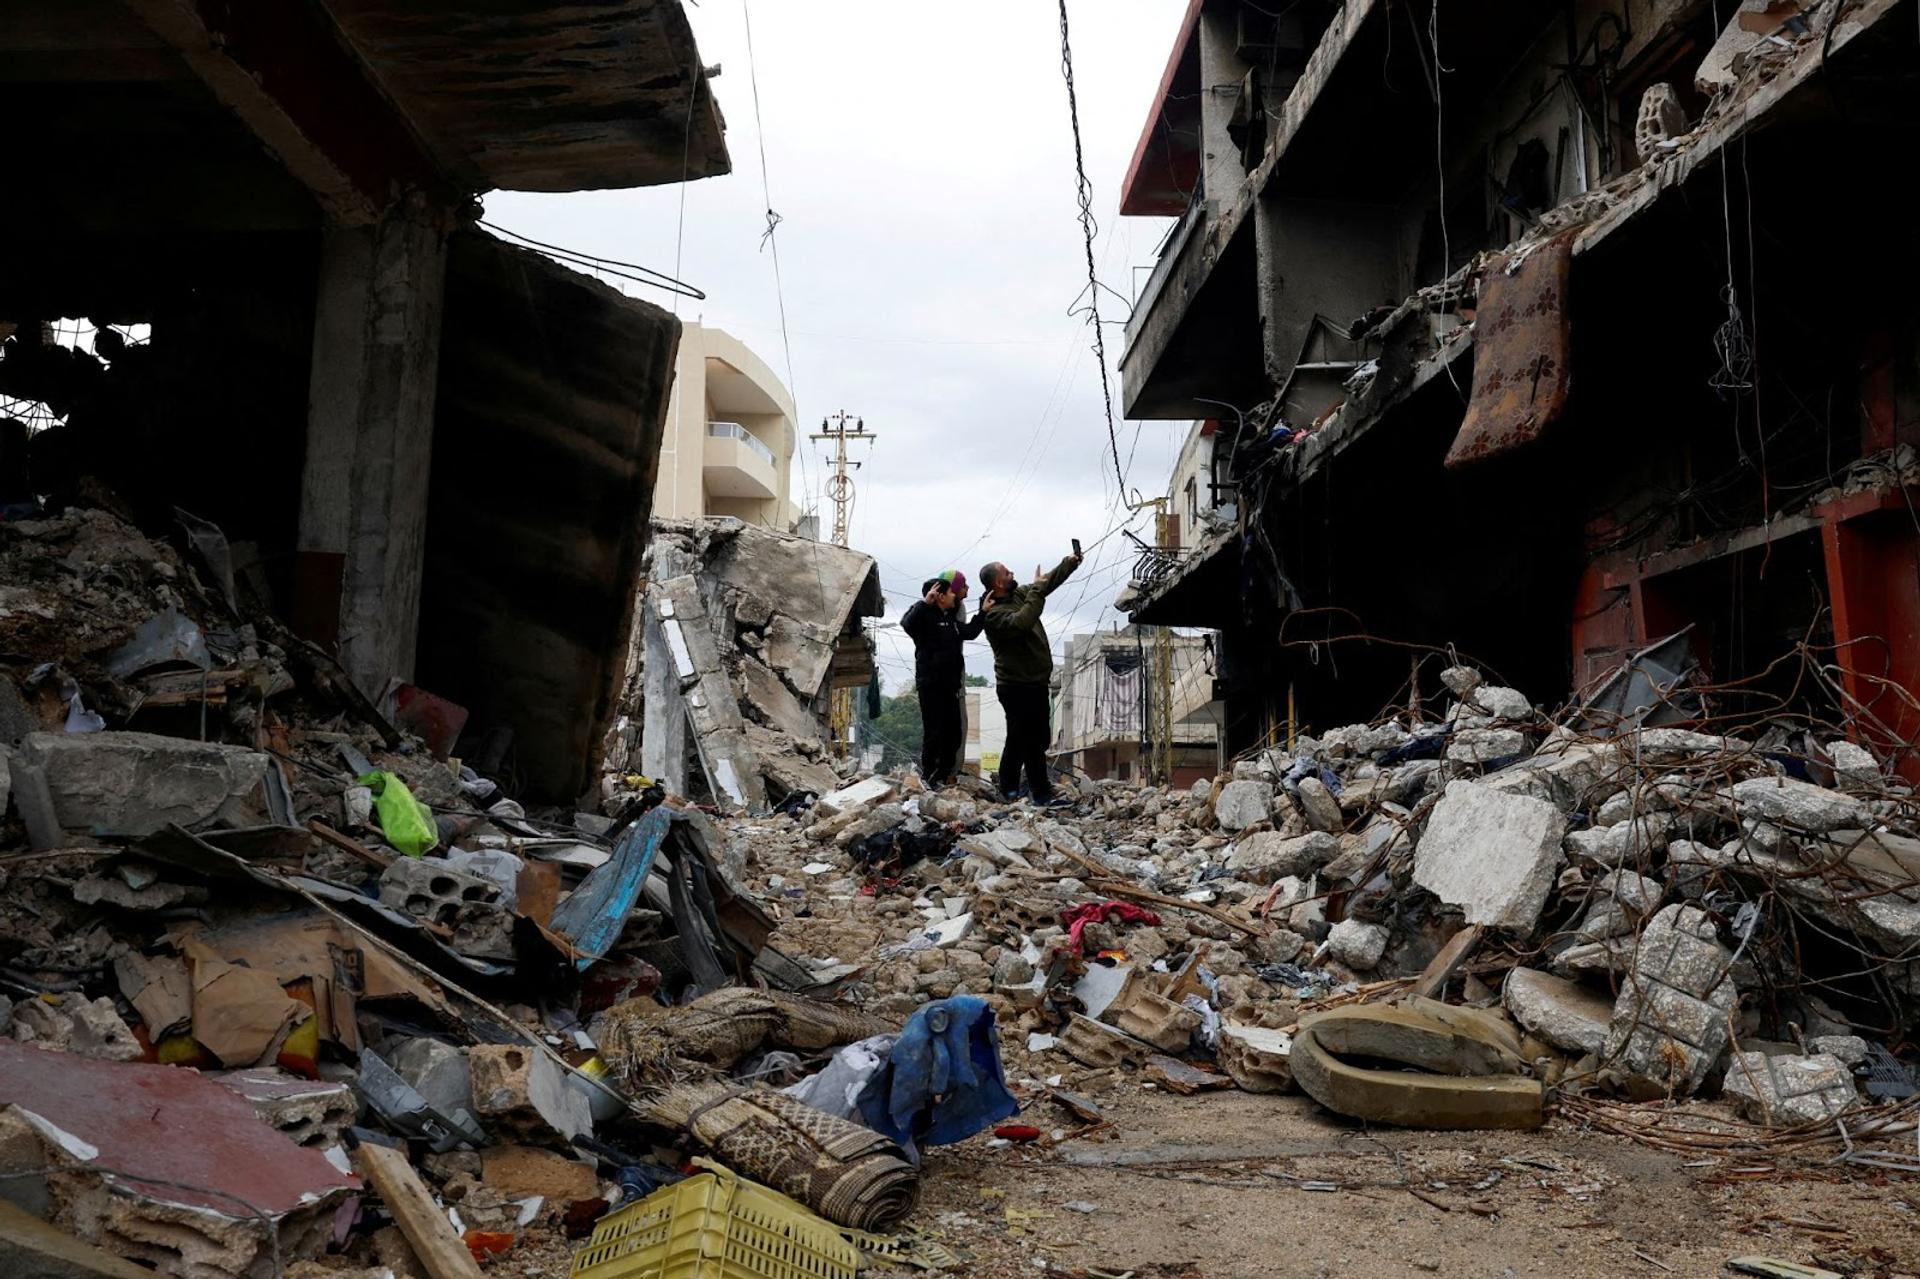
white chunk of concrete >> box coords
[1214,780,1275,833]
[1413,780,1568,932]
[1503,967,1611,1056]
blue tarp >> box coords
[548,807,672,969]
[856,995,1018,1164]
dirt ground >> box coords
[870,1087,1920,1279]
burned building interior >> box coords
[1121,0,1920,783]
[0,0,729,802]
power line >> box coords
[476,221,704,300]
[1056,0,1127,495]
[740,0,812,528]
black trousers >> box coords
[918,682,963,784]
[996,680,1053,800]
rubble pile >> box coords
[0,504,905,1279]
[727,658,1920,1147]
[5,501,1920,1279]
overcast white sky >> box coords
[484,1,1189,691]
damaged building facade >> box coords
[0,0,730,803]
[1053,626,1221,785]
[1117,0,1920,778]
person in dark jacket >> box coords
[900,570,984,786]
[979,550,1080,803]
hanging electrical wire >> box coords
[476,221,705,301]
[740,0,815,525]
[1056,0,1128,495]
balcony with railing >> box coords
[703,420,777,499]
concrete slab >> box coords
[1413,780,1567,932]
[1502,967,1612,1056]
[14,732,278,838]
[1727,776,1875,833]
[817,777,896,819]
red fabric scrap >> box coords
[1059,901,1161,954]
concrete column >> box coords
[295,214,448,697]
[1253,194,1401,416]
[1196,5,1251,213]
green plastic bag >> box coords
[357,771,437,857]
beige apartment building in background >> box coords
[652,322,801,530]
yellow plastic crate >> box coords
[570,1163,861,1279]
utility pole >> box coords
[1126,491,1176,786]
[810,411,874,757]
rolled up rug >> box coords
[601,987,895,1087]
[644,1080,918,1231]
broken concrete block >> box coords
[387,1038,475,1122]
[1826,740,1881,787]
[1502,968,1611,1056]
[0,747,9,821]
[738,657,821,744]
[379,857,500,925]
[1579,869,1665,939]
[816,777,896,820]
[1603,904,1737,1099]
[1566,812,1676,869]
[1727,776,1874,834]
[1326,919,1389,972]
[1722,1051,1858,1126]
[376,857,515,960]
[1469,686,1532,720]
[1057,1015,1152,1069]
[1446,727,1527,764]
[1111,991,1203,1053]
[342,785,374,829]
[1217,1025,1294,1093]
[14,731,280,838]
[925,913,974,948]
[1413,781,1567,932]
[1225,831,1337,883]
[74,865,209,911]
[1440,666,1482,698]
[958,829,1034,870]
[1810,1035,1869,1067]
[67,998,141,1063]
[8,997,75,1049]
[1271,875,1325,933]
[1213,780,1274,833]
[469,1043,592,1143]
[1294,777,1344,833]
[215,1070,357,1147]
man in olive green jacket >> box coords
[979,550,1081,803]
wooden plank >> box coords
[1410,925,1483,1001]
[308,819,395,870]
[352,1141,484,1279]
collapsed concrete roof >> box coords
[608,519,884,812]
